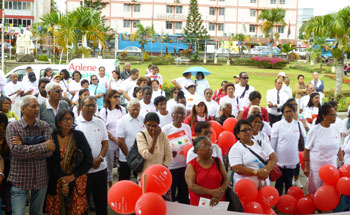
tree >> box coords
[131,23,154,63]
[50,0,58,13]
[184,0,210,54]
[83,0,106,12]
[304,7,350,98]
[233,33,247,54]
[257,8,286,57]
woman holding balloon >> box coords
[185,136,229,207]
[229,120,277,188]
[303,102,344,193]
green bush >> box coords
[161,81,175,98]
[231,58,252,66]
[152,56,171,65]
[37,54,49,62]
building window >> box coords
[134,4,140,12]
[218,24,224,31]
[209,23,215,31]
[13,1,18,10]
[22,19,32,27]
[278,26,284,33]
[124,4,131,12]
[175,22,182,29]
[250,0,257,3]
[123,20,130,28]
[219,8,225,16]
[249,25,256,32]
[209,7,215,15]
[176,6,182,14]
[133,20,140,28]
[270,0,276,4]
[250,9,256,17]
[166,5,173,14]
[166,21,173,29]
[280,0,285,4]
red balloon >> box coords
[298,151,304,164]
[135,193,166,215]
[210,120,224,138]
[257,186,279,208]
[314,184,340,211]
[306,193,315,200]
[297,197,315,214]
[336,177,350,195]
[183,144,193,159]
[244,201,263,214]
[234,179,258,203]
[263,207,276,215]
[276,195,297,214]
[210,128,217,144]
[339,164,350,177]
[319,164,340,185]
[217,131,237,156]
[287,186,304,200]
[108,180,142,214]
[141,165,172,195]
[223,117,238,133]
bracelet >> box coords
[99,155,105,161]
[253,170,258,175]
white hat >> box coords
[185,82,196,89]
[278,72,286,77]
[194,98,205,106]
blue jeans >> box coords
[11,186,47,215]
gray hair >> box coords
[45,82,61,93]
[20,95,38,107]
[220,101,231,111]
[128,99,140,109]
[80,96,97,107]
[171,103,186,115]
[124,62,131,67]
[193,136,211,154]
[248,105,261,116]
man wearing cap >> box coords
[172,72,194,94]
[266,79,288,126]
[184,83,202,111]
[234,72,255,113]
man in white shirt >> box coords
[21,66,34,84]
[5,73,25,118]
[172,72,194,94]
[0,69,6,96]
[234,72,255,111]
[97,66,109,90]
[121,68,139,103]
[36,78,50,105]
[116,99,145,180]
[266,79,288,126]
[282,77,293,99]
[300,84,316,114]
[76,96,108,215]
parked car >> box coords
[251,46,281,56]
[294,47,307,59]
[117,46,142,56]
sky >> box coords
[54,0,350,16]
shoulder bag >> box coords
[297,121,305,151]
[127,132,147,173]
[241,142,281,182]
[213,157,243,212]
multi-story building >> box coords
[66,0,299,44]
[297,8,313,39]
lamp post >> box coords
[2,0,5,72]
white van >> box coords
[6,58,119,82]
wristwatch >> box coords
[99,155,105,161]
[253,170,258,175]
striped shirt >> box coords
[6,118,52,190]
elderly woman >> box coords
[217,101,233,125]
[184,99,213,136]
[247,114,269,144]
[162,104,192,204]
[136,112,172,180]
[271,103,306,195]
[229,120,277,188]
[304,103,344,194]
[185,136,229,207]
[219,82,240,118]
[46,109,93,215]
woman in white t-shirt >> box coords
[195,72,210,98]
[247,105,272,138]
[110,69,123,93]
[229,120,277,188]
[247,114,270,145]
[219,83,240,118]
[155,96,172,128]
[72,88,90,117]
[162,104,192,204]
[303,92,320,128]
[167,87,180,112]
[204,88,220,119]
[99,89,126,187]
[69,70,82,99]
[184,83,202,111]
[304,103,344,194]
[139,86,156,118]
[151,80,165,102]
[271,103,306,195]
[60,69,72,98]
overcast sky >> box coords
[54,0,350,16]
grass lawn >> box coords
[130,62,350,107]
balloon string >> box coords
[142,174,147,194]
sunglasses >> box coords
[241,77,249,80]
[111,95,120,99]
[91,78,97,81]
[54,90,63,94]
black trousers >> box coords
[269,114,282,127]
[275,166,296,195]
[87,168,108,215]
[118,161,132,181]
[170,167,189,204]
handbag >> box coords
[297,121,305,151]
[214,157,243,212]
[126,132,146,173]
[241,142,282,182]
[71,148,84,172]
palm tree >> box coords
[131,23,154,62]
[233,33,246,55]
[279,43,296,61]
[40,11,62,61]
[257,8,286,57]
[304,7,350,98]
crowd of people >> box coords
[0,62,348,214]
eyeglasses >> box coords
[241,77,249,80]
[111,95,120,99]
[91,78,97,81]
[83,104,96,109]
[173,111,185,116]
[62,117,74,122]
[54,90,63,94]
[240,128,252,133]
